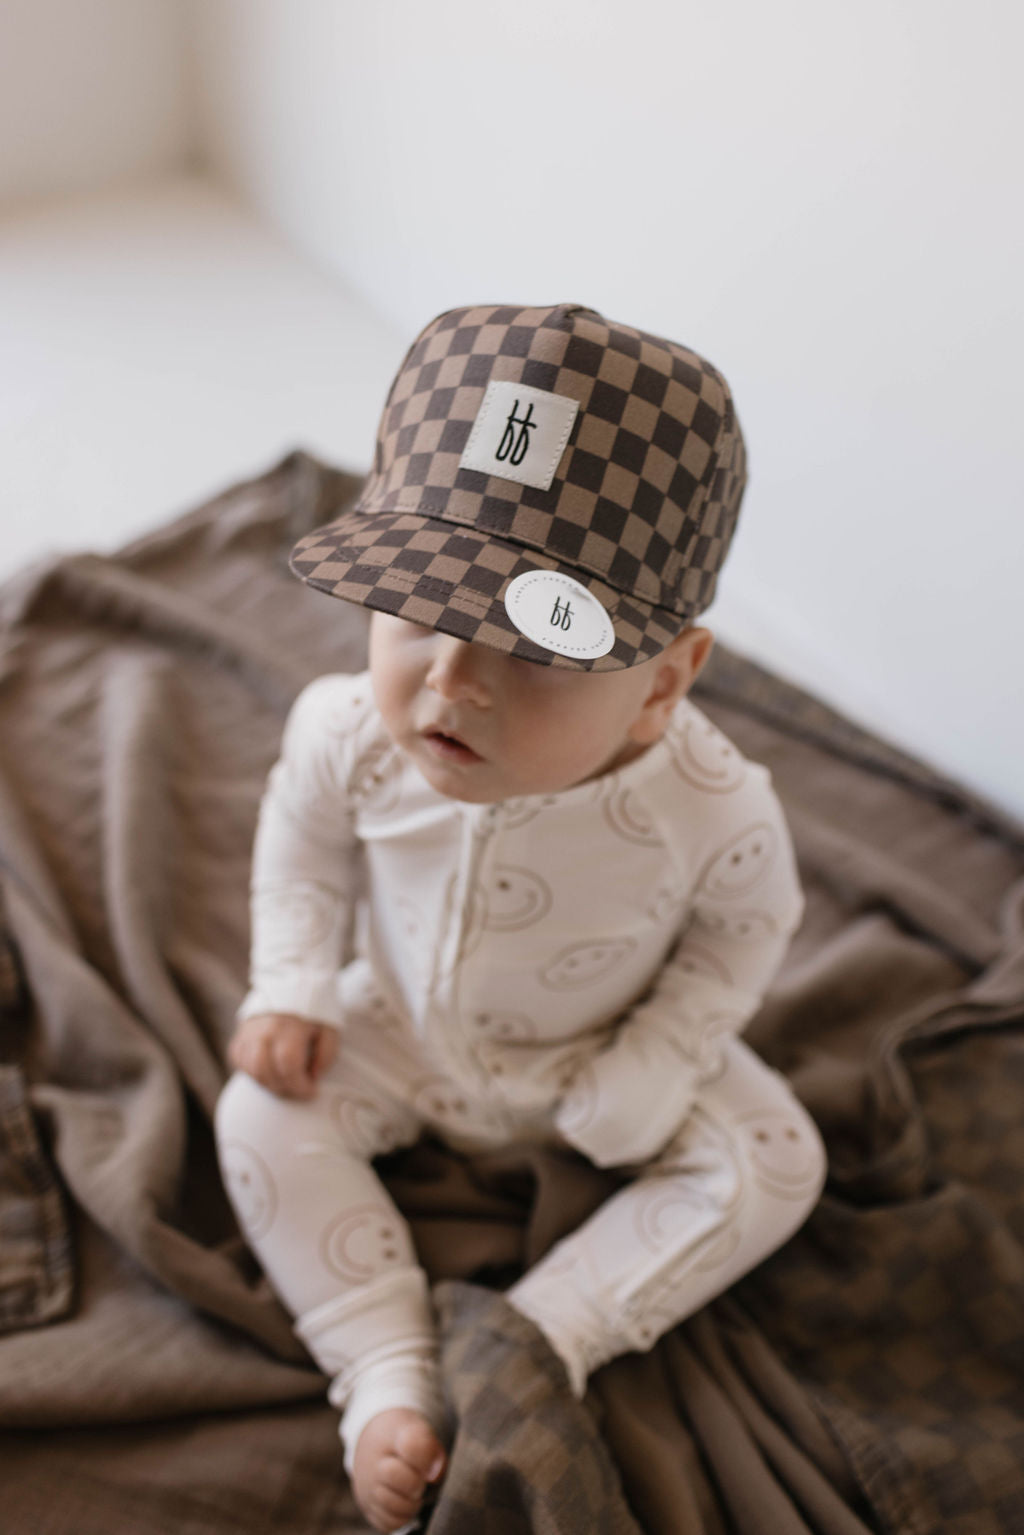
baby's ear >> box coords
[656,625,714,705]
[676,625,714,692]
[631,627,714,745]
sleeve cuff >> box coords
[236,974,344,1030]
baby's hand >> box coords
[228,1012,338,1099]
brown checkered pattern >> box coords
[433,1279,644,1533]
[290,303,747,670]
[0,1065,75,1332]
[736,1017,1024,1535]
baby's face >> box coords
[368,612,705,803]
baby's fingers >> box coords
[229,1020,311,1098]
[231,1031,282,1094]
[229,1028,271,1084]
[268,1026,320,1098]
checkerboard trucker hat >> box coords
[290,302,747,670]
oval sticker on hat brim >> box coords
[504,571,615,660]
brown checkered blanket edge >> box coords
[1,451,1022,1535]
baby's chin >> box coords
[405,749,506,804]
[411,756,553,805]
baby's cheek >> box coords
[503,695,592,778]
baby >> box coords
[215,303,827,1533]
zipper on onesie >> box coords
[426,801,504,1092]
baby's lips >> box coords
[423,726,484,764]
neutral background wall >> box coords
[186,0,1024,816]
[0,0,403,603]
[2,0,1021,818]
[0,0,194,207]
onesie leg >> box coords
[215,1066,445,1473]
[507,1038,827,1394]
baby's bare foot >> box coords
[351,1407,446,1533]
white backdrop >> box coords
[2,0,1021,817]
[188,0,1024,817]
[0,0,193,206]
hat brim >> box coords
[289,504,686,672]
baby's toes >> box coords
[369,1480,420,1533]
[379,1450,427,1506]
[394,1419,446,1483]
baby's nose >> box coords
[425,636,492,705]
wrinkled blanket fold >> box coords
[1,452,1023,1534]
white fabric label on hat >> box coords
[504,571,615,660]
[459,380,580,491]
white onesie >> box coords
[216,671,827,1464]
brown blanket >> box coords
[2,452,1023,1534]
